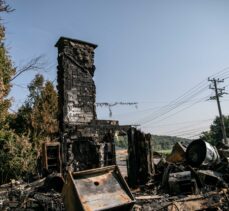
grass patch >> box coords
[156,149,172,156]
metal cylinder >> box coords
[186,139,220,167]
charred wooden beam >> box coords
[127,127,155,187]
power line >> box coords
[96,102,138,117]
[159,122,211,135]
[108,106,160,118]
[142,118,213,128]
[222,75,229,81]
[185,133,203,140]
[137,82,209,125]
[12,83,27,89]
[210,66,229,79]
[164,126,210,136]
[165,128,208,138]
[139,95,210,126]
[135,67,229,128]
[120,98,212,123]
[9,108,16,113]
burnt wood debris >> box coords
[1,37,229,210]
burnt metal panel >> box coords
[62,165,135,211]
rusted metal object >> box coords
[41,142,62,174]
[186,139,220,167]
[166,142,186,163]
[168,171,198,195]
[62,165,135,211]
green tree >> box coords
[0,1,37,183]
[201,116,229,145]
[30,79,59,146]
[10,74,59,149]
[0,130,36,183]
[0,19,15,129]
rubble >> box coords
[197,170,227,189]
[2,37,229,210]
[0,175,64,210]
[131,139,229,210]
[166,189,229,211]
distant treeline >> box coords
[151,135,191,151]
[115,134,191,150]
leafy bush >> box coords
[0,130,36,184]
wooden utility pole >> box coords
[209,78,228,144]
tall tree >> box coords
[0,14,15,129]
[10,74,59,149]
[30,79,59,144]
[0,1,37,184]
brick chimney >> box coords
[55,37,97,132]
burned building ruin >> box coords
[3,37,229,211]
[55,37,154,186]
[56,37,116,171]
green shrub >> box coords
[0,130,36,184]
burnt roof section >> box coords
[55,36,98,48]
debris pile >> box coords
[1,37,229,210]
[0,175,64,210]
[133,189,229,211]
[132,138,229,210]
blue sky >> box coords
[3,0,229,138]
